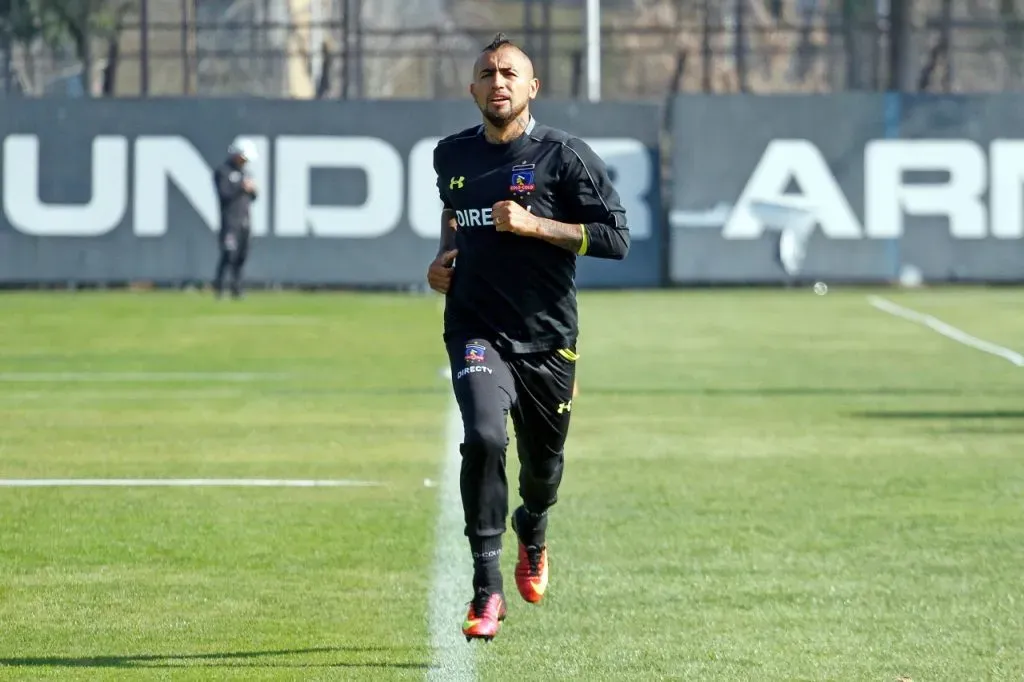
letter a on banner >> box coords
[723,139,862,239]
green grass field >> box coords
[0,287,1021,680]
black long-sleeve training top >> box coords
[214,159,257,236]
[433,118,630,355]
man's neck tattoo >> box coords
[485,113,530,144]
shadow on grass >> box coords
[852,410,1024,420]
[0,646,429,670]
[580,387,1019,398]
[944,426,1024,435]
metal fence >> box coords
[5,0,1024,99]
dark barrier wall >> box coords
[0,99,663,288]
[669,93,1024,284]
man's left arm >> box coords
[517,138,630,259]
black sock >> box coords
[469,535,503,593]
[514,505,548,548]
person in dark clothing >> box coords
[213,141,258,299]
[426,32,630,642]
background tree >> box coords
[0,0,133,95]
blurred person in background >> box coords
[212,141,258,299]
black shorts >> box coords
[446,335,578,538]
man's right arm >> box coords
[426,144,460,294]
[215,167,244,203]
[438,209,457,255]
[434,145,458,255]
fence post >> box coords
[541,0,551,90]
[701,0,712,92]
[570,49,582,98]
[353,0,363,98]
[140,0,150,95]
[734,0,746,91]
[2,22,11,94]
[524,0,535,54]
[340,0,349,99]
[941,0,953,91]
[180,0,189,95]
[432,27,442,98]
[888,0,913,91]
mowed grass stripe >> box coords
[475,288,1024,680]
[0,291,443,679]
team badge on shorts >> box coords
[510,164,536,195]
[465,343,486,363]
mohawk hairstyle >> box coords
[483,32,517,53]
[477,31,535,78]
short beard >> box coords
[481,99,528,128]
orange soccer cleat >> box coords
[462,589,507,642]
[511,509,549,604]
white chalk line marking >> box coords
[868,295,1024,367]
[203,315,325,326]
[0,372,290,383]
[427,392,476,681]
[0,479,381,488]
[0,389,252,401]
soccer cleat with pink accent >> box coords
[512,510,549,603]
[462,589,507,642]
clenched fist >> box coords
[427,248,458,294]
[492,201,537,237]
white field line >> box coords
[427,395,476,681]
[0,389,250,401]
[0,372,289,383]
[0,479,381,488]
[868,295,1024,367]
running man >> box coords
[426,33,630,641]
